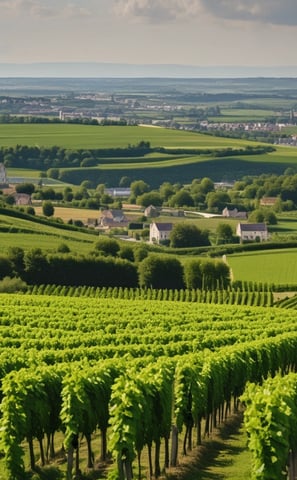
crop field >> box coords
[227,248,297,285]
[0,123,263,149]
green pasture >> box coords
[6,168,41,178]
[227,248,297,285]
[0,213,96,254]
[0,124,263,149]
[210,108,278,123]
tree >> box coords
[138,254,184,289]
[159,182,176,202]
[24,206,35,216]
[94,237,120,257]
[0,256,13,280]
[23,248,49,284]
[214,260,231,288]
[184,259,203,289]
[134,245,149,263]
[200,177,214,194]
[42,201,54,217]
[63,187,73,202]
[119,246,134,262]
[216,223,234,244]
[130,180,150,197]
[248,208,277,225]
[137,191,162,207]
[7,247,25,276]
[170,223,210,248]
[47,168,60,180]
[15,183,35,195]
[206,191,231,211]
[169,190,194,208]
[57,243,71,253]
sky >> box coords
[0,0,297,69]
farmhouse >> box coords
[150,222,173,244]
[236,223,268,242]
[222,207,247,219]
[12,193,32,206]
[100,209,129,227]
[144,205,160,218]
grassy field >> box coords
[0,124,264,149]
[1,124,297,187]
[0,212,97,254]
[227,248,297,284]
[210,107,278,123]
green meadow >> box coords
[227,248,297,285]
[1,124,297,187]
[0,123,263,149]
[0,213,96,254]
[210,107,278,123]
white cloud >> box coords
[113,0,201,23]
[114,0,297,26]
[201,0,297,26]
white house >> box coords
[149,222,173,244]
[236,223,268,242]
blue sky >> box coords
[0,0,297,67]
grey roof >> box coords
[239,223,267,231]
[154,222,173,231]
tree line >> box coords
[1,243,230,290]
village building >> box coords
[12,193,32,205]
[0,163,8,188]
[144,205,160,218]
[222,207,247,219]
[104,188,131,198]
[149,222,173,244]
[236,223,268,242]
[100,209,129,228]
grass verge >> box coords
[167,413,251,480]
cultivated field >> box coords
[0,123,263,149]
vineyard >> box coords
[1,293,297,479]
[27,283,275,308]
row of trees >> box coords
[129,173,297,212]
[2,246,230,290]
[0,141,152,171]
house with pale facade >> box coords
[100,209,129,228]
[149,222,173,244]
[222,207,247,219]
[0,163,8,187]
[236,223,268,242]
[144,205,160,218]
[13,193,32,205]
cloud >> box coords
[114,0,297,26]
[0,0,92,18]
[200,0,297,26]
[113,0,200,23]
